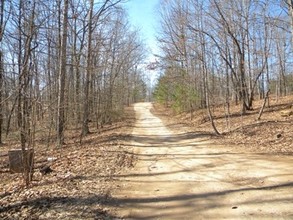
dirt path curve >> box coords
[112,102,293,219]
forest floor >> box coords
[154,95,293,155]
[0,107,136,219]
[0,95,293,219]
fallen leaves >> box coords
[153,95,293,155]
[0,108,136,219]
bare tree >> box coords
[81,0,94,137]
[155,0,291,133]
[57,0,69,147]
[288,0,293,45]
[15,0,38,186]
[0,0,146,154]
[0,0,6,144]
[81,0,129,136]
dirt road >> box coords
[112,102,293,219]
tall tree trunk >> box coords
[81,0,94,137]
[203,54,220,136]
[288,0,293,47]
[17,0,36,186]
[199,16,220,135]
[72,16,80,124]
[57,0,69,147]
[0,50,3,145]
[0,0,4,144]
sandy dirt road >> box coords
[112,102,293,219]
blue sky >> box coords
[124,0,160,61]
[124,0,161,85]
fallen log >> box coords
[280,110,293,117]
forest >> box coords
[154,0,293,134]
[0,0,293,219]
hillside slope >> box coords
[153,95,293,154]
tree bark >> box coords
[81,0,94,137]
[288,0,293,47]
[257,90,270,121]
[57,0,69,147]
[0,0,4,145]
[17,0,37,186]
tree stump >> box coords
[8,148,34,173]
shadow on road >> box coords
[110,103,293,219]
